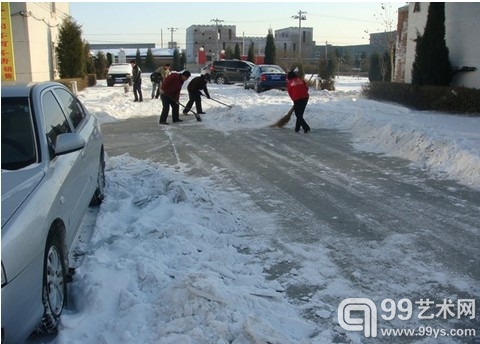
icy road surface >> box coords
[99,115,479,343]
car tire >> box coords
[254,82,263,93]
[90,151,105,206]
[216,75,227,85]
[107,81,114,87]
[35,232,67,335]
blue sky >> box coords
[70,2,407,48]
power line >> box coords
[211,18,224,60]
[292,10,307,59]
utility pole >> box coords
[211,18,224,60]
[292,10,307,59]
[167,27,178,49]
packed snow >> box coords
[49,75,479,343]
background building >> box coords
[186,25,239,64]
[2,2,69,82]
[395,2,479,89]
[274,27,315,60]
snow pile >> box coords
[59,155,316,343]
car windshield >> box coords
[1,97,37,170]
[108,64,131,73]
[262,66,284,73]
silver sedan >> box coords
[1,82,105,343]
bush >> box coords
[362,82,480,115]
[86,74,97,87]
[56,77,88,93]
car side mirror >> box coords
[54,133,86,156]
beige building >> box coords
[274,27,315,60]
[395,2,480,89]
[2,2,69,82]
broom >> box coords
[271,106,295,128]
[271,72,315,128]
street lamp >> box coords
[211,18,224,60]
[292,10,307,59]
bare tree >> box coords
[371,3,397,81]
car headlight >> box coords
[107,74,112,78]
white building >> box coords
[396,2,480,89]
[2,2,69,83]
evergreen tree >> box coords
[56,17,85,78]
[106,53,113,67]
[84,41,95,74]
[412,2,452,86]
[318,54,337,81]
[94,51,107,79]
[225,46,234,59]
[247,43,255,63]
[180,50,187,70]
[135,49,142,69]
[145,48,155,71]
[264,29,276,64]
[369,52,382,81]
[382,51,392,82]
[172,49,182,71]
[234,43,241,59]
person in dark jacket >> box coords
[183,73,211,115]
[130,60,143,102]
[150,71,162,99]
[159,70,191,124]
[287,71,310,133]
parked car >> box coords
[244,64,287,93]
[1,82,105,343]
[106,63,132,87]
[209,59,256,84]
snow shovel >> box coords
[179,102,202,122]
[164,94,202,122]
[203,95,232,109]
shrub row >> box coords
[362,82,480,116]
[56,74,97,93]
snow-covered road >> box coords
[96,113,480,343]
[29,77,479,343]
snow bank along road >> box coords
[101,116,479,342]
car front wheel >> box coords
[90,151,105,206]
[35,233,67,335]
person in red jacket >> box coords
[159,70,191,125]
[287,71,311,133]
